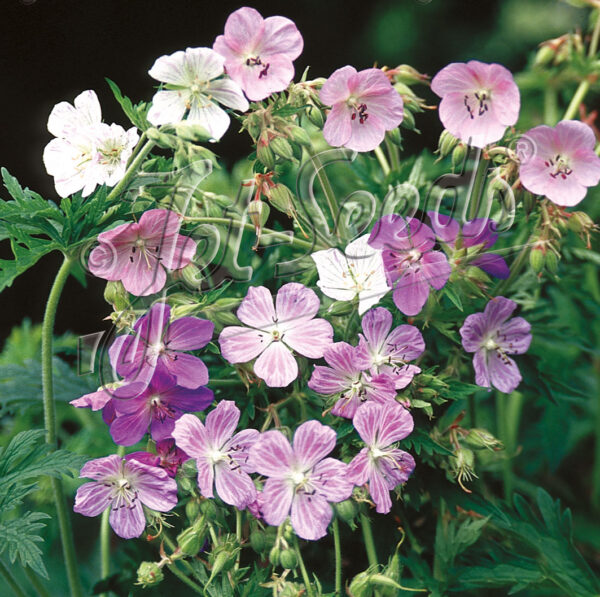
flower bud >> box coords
[269,545,281,566]
[146,127,179,149]
[208,538,239,580]
[334,499,358,525]
[534,44,556,67]
[199,499,218,521]
[177,525,205,557]
[452,143,468,169]
[175,121,212,143]
[248,199,270,235]
[327,300,355,316]
[348,571,372,597]
[464,428,503,451]
[568,211,594,234]
[257,141,275,170]
[185,499,200,522]
[529,247,546,273]
[182,459,197,478]
[270,136,295,161]
[437,130,459,158]
[392,64,429,85]
[544,250,559,274]
[280,548,298,570]
[400,109,417,131]
[104,281,129,311]
[307,105,324,128]
[178,476,195,493]
[269,183,296,216]
[178,263,203,290]
[287,125,312,147]
[250,530,267,553]
[386,126,403,147]
[136,562,164,588]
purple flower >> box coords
[320,66,404,152]
[109,303,214,389]
[109,371,213,446]
[355,307,424,390]
[88,209,197,296]
[427,212,510,279]
[431,60,520,148]
[519,120,600,207]
[213,7,303,102]
[459,296,532,393]
[74,454,178,539]
[70,386,117,425]
[347,401,415,514]
[248,420,353,541]
[172,401,258,510]
[368,216,451,316]
[126,439,190,478]
[219,283,333,388]
[308,341,397,419]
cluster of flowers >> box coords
[53,3,593,552]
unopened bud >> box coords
[185,499,200,522]
[199,499,218,521]
[529,247,546,273]
[334,499,358,524]
[175,121,213,143]
[178,263,203,290]
[287,125,312,146]
[146,127,179,149]
[393,64,429,85]
[248,199,270,231]
[269,545,281,566]
[256,141,275,169]
[307,105,324,128]
[280,548,298,570]
[452,142,468,169]
[182,459,197,478]
[208,538,239,580]
[568,211,594,234]
[104,281,129,311]
[400,109,417,131]
[438,129,459,158]
[534,44,556,67]
[326,300,355,316]
[464,428,503,451]
[178,476,195,493]
[544,250,559,273]
[136,562,164,588]
[270,136,294,161]
[177,525,205,557]
[386,126,402,147]
[250,530,267,553]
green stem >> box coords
[468,157,488,220]
[0,560,27,597]
[294,538,316,597]
[589,9,600,57]
[184,216,322,251]
[593,354,600,509]
[105,139,155,204]
[493,236,534,296]
[332,518,342,596]
[360,513,379,568]
[385,137,400,172]
[42,255,82,597]
[99,510,110,595]
[496,392,515,501]
[166,562,205,595]
[305,145,339,233]
[543,86,559,126]
[374,146,391,177]
[162,531,203,581]
[24,567,52,597]
[563,79,590,121]
[234,509,242,572]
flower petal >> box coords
[215,463,256,509]
[205,400,240,449]
[219,326,270,363]
[260,477,294,527]
[253,341,298,387]
[165,317,214,350]
[74,482,112,517]
[249,429,293,476]
[310,458,353,502]
[237,286,276,329]
[291,492,331,541]
[292,420,336,470]
[109,498,146,539]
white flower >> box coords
[43,90,139,198]
[311,235,390,315]
[147,47,249,140]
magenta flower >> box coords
[248,420,353,540]
[70,386,117,425]
[126,439,190,478]
[88,209,197,296]
[519,120,600,207]
[308,341,397,419]
[74,454,178,539]
[219,283,333,387]
[213,7,303,102]
[347,401,415,514]
[427,212,510,279]
[355,307,424,390]
[431,61,520,148]
[172,401,259,510]
[109,370,213,446]
[320,66,404,152]
[110,303,214,389]
[368,216,451,316]
[459,296,532,393]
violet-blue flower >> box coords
[248,420,353,541]
[459,296,532,393]
[74,454,178,539]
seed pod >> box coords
[269,546,281,567]
[256,142,275,170]
[136,562,164,588]
[175,121,212,143]
[185,499,200,522]
[177,526,204,557]
[146,127,179,150]
[334,499,358,524]
[199,499,218,520]
[287,125,312,146]
[182,459,197,478]
[534,44,556,67]
[452,142,468,169]
[327,300,355,316]
[386,126,403,147]
[529,247,546,273]
[270,136,295,161]
[269,183,296,216]
[464,428,503,451]
[544,250,559,273]
[280,548,298,570]
[104,281,129,311]
[283,523,294,543]
[178,476,195,493]
[400,109,417,131]
[250,530,267,553]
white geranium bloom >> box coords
[311,235,390,315]
[43,90,139,198]
[147,47,249,140]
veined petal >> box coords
[237,286,276,330]
[188,101,231,141]
[497,317,532,355]
[109,498,146,539]
[172,414,210,459]
[253,341,298,387]
[292,420,336,470]
[347,449,371,485]
[219,326,270,363]
[291,492,331,541]
[283,318,333,359]
[488,351,522,393]
[215,463,256,509]
[165,317,214,350]
[249,429,293,476]
[205,400,239,449]
[393,270,430,316]
[260,477,294,527]
[147,89,188,126]
[74,482,112,517]
[208,77,249,112]
[276,283,320,328]
[310,457,353,502]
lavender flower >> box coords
[109,370,213,446]
[427,212,510,279]
[308,341,397,419]
[126,439,190,478]
[219,283,333,387]
[109,303,214,389]
[355,307,425,389]
[347,401,415,514]
[248,420,353,540]
[172,401,259,510]
[70,385,118,425]
[74,455,178,539]
[459,296,532,393]
[368,216,451,316]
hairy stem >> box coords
[374,146,391,177]
[234,509,242,572]
[360,513,379,568]
[305,144,340,235]
[294,538,316,597]
[0,560,27,597]
[42,255,82,597]
[332,518,342,596]
[467,157,489,220]
[166,562,204,595]
[543,86,559,125]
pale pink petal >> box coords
[172,414,210,458]
[205,400,240,448]
[431,62,480,96]
[276,283,320,327]
[359,89,404,130]
[222,7,264,53]
[291,492,331,541]
[208,78,249,112]
[147,90,188,126]
[249,429,293,476]
[253,342,297,387]
[323,102,353,149]
[346,114,387,152]
[310,458,353,502]
[195,458,215,499]
[214,464,256,509]
[385,324,425,362]
[127,460,178,512]
[347,449,371,485]
[237,286,276,329]
[219,326,270,363]
[73,482,112,517]
[283,318,333,358]
[360,307,393,353]
[375,402,414,445]
[79,454,121,480]
[292,420,336,470]
[109,498,146,539]
[369,469,393,514]
[260,15,303,59]
[157,234,197,271]
[260,477,294,527]
[320,66,356,105]
[307,365,352,395]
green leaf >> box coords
[105,78,150,131]
[443,284,463,311]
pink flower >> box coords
[519,120,600,207]
[248,420,353,540]
[219,283,333,387]
[213,7,303,102]
[88,209,197,296]
[431,61,520,148]
[172,401,259,510]
[320,66,404,152]
[347,401,415,514]
[126,439,190,478]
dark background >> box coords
[0,0,586,341]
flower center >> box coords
[464,89,491,119]
[271,328,282,342]
[371,447,386,460]
[483,337,498,350]
[408,249,421,262]
[109,474,139,509]
[349,99,369,124]
[545,154,573,180]
[291,470,306,485]
[245,56,270,78]
[208,449,225,465]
